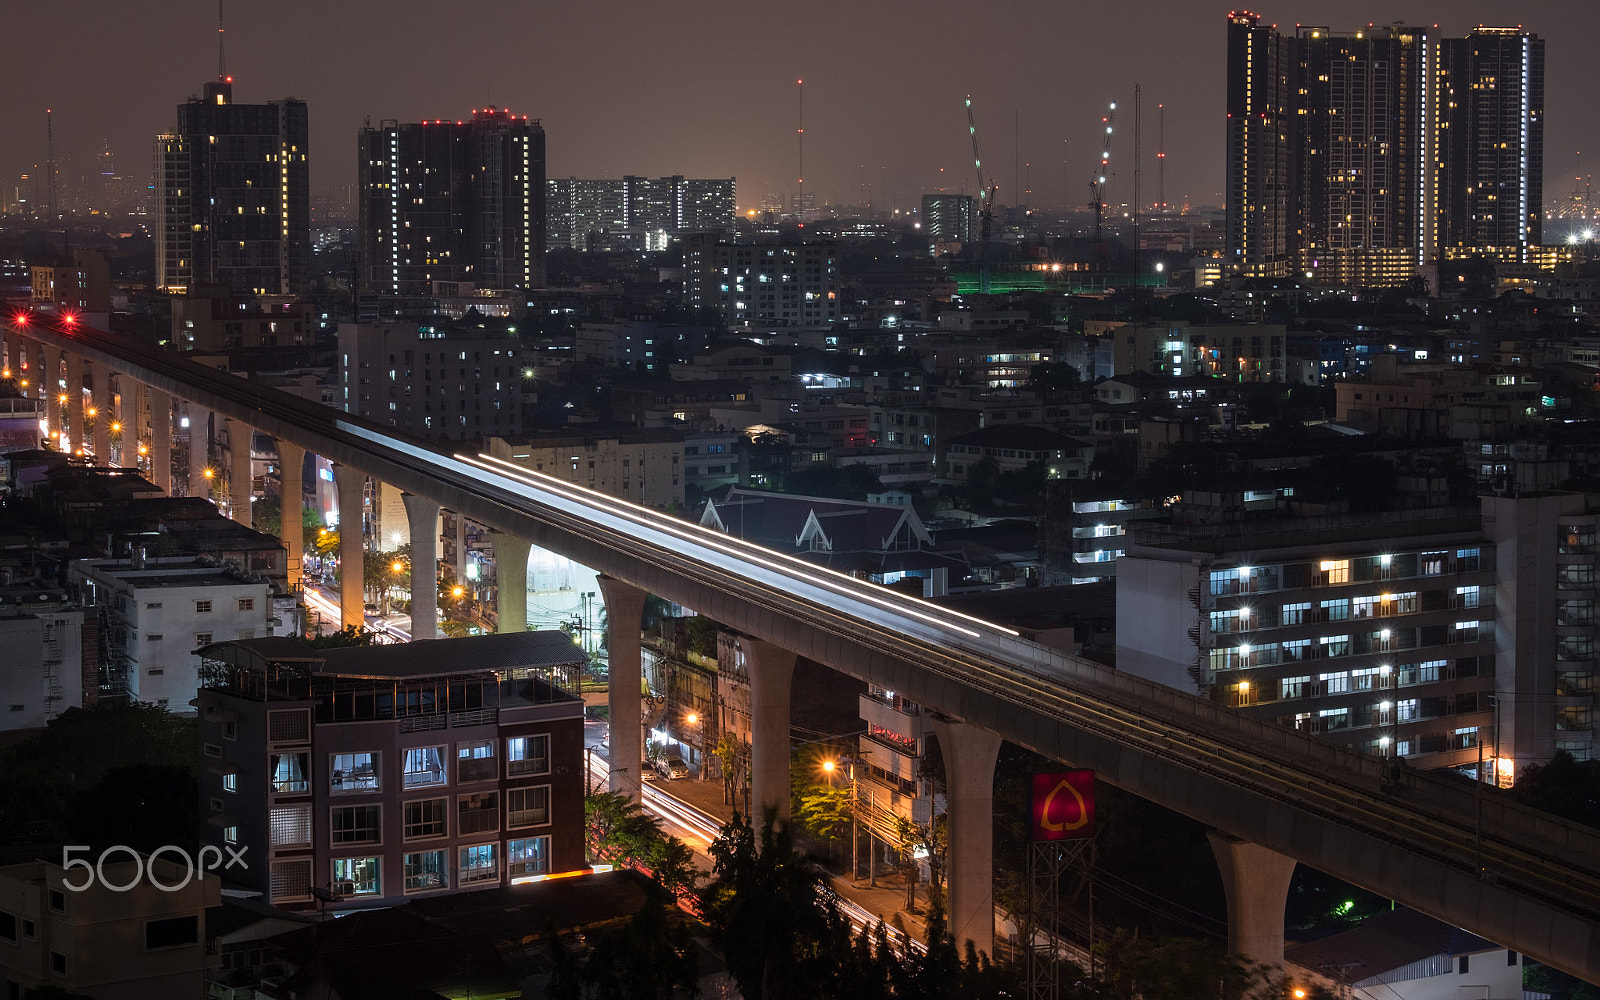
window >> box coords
[1281,638,1311,661]
[458,791,499,835]
[403,798,447,840]
[270,804,312,847]
[1321,671,1351,694]
[268,709,310,744]
[195,632,213,646]
[1281,602,1311,626]
[330,805,381,845]
[271,753,309,793]
[0,912,14,943]
[404,850,447,892]
[51,952,67,976]
[404,747,447,787]
[1455,586,1481,609]
[1420,551,1446,576]
[1318,559,1350,584]
[332,857,380,896]
[237,598,254,612]
[1319,708,1351,731]
[145,915,199,950]
[224,825,239,845]
[1455,621,1482,643]
[331,752,378,792]
[48,890,64,914]
[1320,599,1350,621]
[1352,667,1381,692]
[457,741,496,783]
[459,843,499,884]
[221,771,238,793]
[507,836,550,878]
[1320,635,1351,658]
[1352,596,1379,619]
[507,786,550,828]
[146,602,163,609]
[1397,698,1419,721]
[195,600,213,614]
[1280,675,1311,700]
[506,735,549,776]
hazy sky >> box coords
[4,0,1595,217]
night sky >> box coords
[5,0,1596,216]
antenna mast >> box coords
[217,0,227,80]
[1157,103,1167,213]
[795,79,804,218]
[46,109,58,233]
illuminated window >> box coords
[1318,559,1350,584]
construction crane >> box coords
[1089,100,1117,243]
[965,95,999,293]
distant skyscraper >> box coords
[154,79,309,295]
[921,194,976,244]
[358,107,546,295]
[1224,13,1545,282]
[546,176,734,250]
[1436,27,1545,257]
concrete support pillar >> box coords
[65,353,84,455]
[226,417,253,526]
[116,377,141,469]
[147,388,172,493]
[2,328,17,378]
[401,493,440,640]
[333,464,366,631]
[277,441,306,590]
[596,575,646,801]
[931,717,1002,959]
[90,366,110,462]
[187,405,212,500]
[491,531,530,634]
[1207,832,1297,974]
[43,346,61,447]
[746,639,797,826]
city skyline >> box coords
[4,0,1598,219]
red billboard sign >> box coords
[1031,770,1095,841]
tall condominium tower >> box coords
[1436,27,1546,257]
[154,79,310,295]
[358,108,546,295]
[1224,13,1545,282]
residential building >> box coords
[338,321,526,442]
[857,684,939,857]
[920,194,975,245]
[193,631,588,911]
[170,286,309,352]
[154,78,309,295]
[1224,13,1545,280]
[482,429,685,510]
[547,175,735,250]
[1436,27,1546,259]
[1483,493,1598,773]
[29,249,111,324]
[1285,907,1529,1000]
[358,107,546,295]
[1111,322,1287,383]
[682,237,840,328]
[1117,508,1499,774]
[0,589,92,731]
[70,555,273,711]
[1040,486,1174,585]
[0,855,220,1000]
[945,425,1094,481]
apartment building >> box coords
[857,684,939,856]
[193,631,587,912]
[338,321,527,442]
[0,855,219,1000]
[481,429,684,510]
[681,237,840,329]
[0,589,92,731]
[1118,509,1499,775]
[71,555,272,711]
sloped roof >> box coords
[1285,907,1500,985]
[702,487,927,553]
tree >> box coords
[584,792,699,901]
[709,731,748,807]
[305,624,375,648]
[1508,751,1600,828]
[1028,362,1082,401]
[552,894,701,1000]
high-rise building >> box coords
[545,176,734,250]
[1224,13,1545,282]
[358,108,546,296]
[154,79,309,295]
[1436,27,1546,257]
[681,236,839,328]
[920,194,975,244]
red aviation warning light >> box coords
[1031,770,1096,841]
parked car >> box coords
[656,751,689,780]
